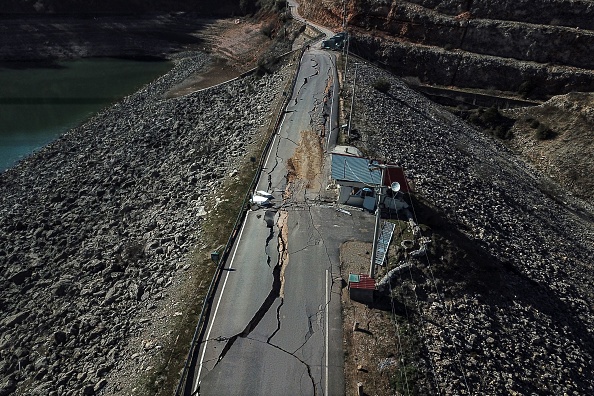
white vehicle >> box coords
[255,190,274,199]
[249,190,274,209]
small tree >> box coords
[518,80,536,99]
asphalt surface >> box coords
[186,6,374,396]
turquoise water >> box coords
[0,58,172,171]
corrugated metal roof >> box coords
[331,154,381,185]
[374,221,395,267]
[349,273,376,290]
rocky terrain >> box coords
[504,92,594,203]
[342,61,594,394]
[0,51,292,395]
[299,0,594,99]
[1,1,593,395]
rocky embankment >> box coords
[346,63,594,394]
[299,0,594,98]
[0,51,289,395]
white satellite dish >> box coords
[390,182,401,192]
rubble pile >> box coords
[0,51,289,395]
[349,63,594,394]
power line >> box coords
[406,193,472,394]
[388,270,412,395]
[393,204,444,396]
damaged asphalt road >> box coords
[189,48,360,395]
[194,206,374,396]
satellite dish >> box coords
[390,182,401,192]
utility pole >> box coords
[368,162,399,278]
[342,0,350,85]
[347,63,358,142]
[343,33,350,77]
[369,164,385,279]
[342,0,347,31]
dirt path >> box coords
[340,240,415,396]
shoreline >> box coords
[0,57,174,172]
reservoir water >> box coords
[0,58,172,171]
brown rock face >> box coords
[299,0,594,98]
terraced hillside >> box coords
[299,0,594,99]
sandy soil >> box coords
[504,92,594,203]
[287,130,324,187]
[166,18,276,97]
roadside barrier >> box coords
[174,33,322,395]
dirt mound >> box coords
[287,130,324,188]
[505,92,594,202]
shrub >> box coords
[373,79,391,93]
[468,112,481,125]
[464,105,514,140]
[261,22,275,38]
[518,80,536,98]
[528,118,540,129]
[493,125,513,140]
[535,124,557,140]
[481,106,499,124]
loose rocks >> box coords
[0,51,290,394]
[347,62,594,394]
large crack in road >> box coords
[203,51,340,395]
[210,210,318,394]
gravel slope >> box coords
[346,62,594,395]
[0,51,291,395]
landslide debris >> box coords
[286,130,324,188]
